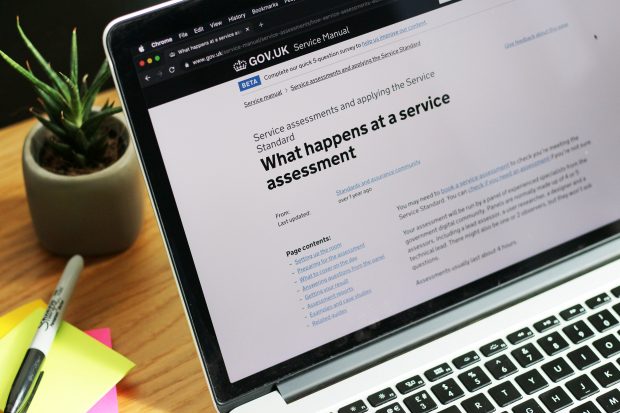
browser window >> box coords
[136,0,620,382]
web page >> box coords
[147,0,620,382]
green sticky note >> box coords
[0,308,135,413]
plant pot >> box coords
[22,112,143,256]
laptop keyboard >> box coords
[336,285,620,413]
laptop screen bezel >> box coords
[105,0,620,408]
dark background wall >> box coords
[0,0,166,128]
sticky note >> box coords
[86,328,119,413]
[0,308,134,413]
[0,300,46,338]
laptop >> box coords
[103,0,620,412]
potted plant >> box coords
[0,18,143,255]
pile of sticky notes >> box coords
[0,300,135,413]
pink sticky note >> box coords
[85,328,119,413]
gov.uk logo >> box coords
[233,59,248,72]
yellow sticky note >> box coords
[0,300,46,338]
[0,308,135,413]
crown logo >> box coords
[233,59,247,72]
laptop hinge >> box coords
[277,235,620,403]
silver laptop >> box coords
[104,0,620,411]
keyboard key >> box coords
[563,320,595,344]
[560,304,586,321]
[458,367,491,392]
[538,332,569,356]
[489,381,522,407]
[512,343,544,368]
[541,358,574,382]
[571,401,602,413]
[586,293,612,309]
[597,389,620,413]
[515,370,548,395]
[534,316,559,333]
[431,378,465,405]
[513,399,545,413]
[612,286,620,298]
[593,335,620,358]
[338,400,368,413]
[588,310,619,333]
[461,393,495,413]
[425,363,453,382]
[367,387,397,407]
[539,387,573,413]
[480,339,508,357]
[566,375,599,400]
[568,346,600,370]
[592,363,620,388]
[614,303,620,317]
[396,375,424,395]
[453,351,481,370]
[508,327,534,345]
[485,355,518,380]
[377,402,406,413]
[438,407,462,413]
[404,390,438,413]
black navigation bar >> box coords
[134,0,306,54]
[137,0,462,107]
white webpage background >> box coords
[149,0,620,382]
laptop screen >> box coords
[124,0,620,385]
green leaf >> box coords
[70,28,78,85]
[60,114,88,152]
[45,139,74,165]
[16,17,71,101]
[46,139,73,158]
[86,132,109,161]
[0,49,67,105]
[58,71,82,123]
[82,60,110,114]
[33,87,66,125]
[80,74,89,97]
[82,106,121,137]
[46,139,86,167]
[31,110,67,139]
[74,152,87,167]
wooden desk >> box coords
[0,89,215,412]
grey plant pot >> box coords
[22,113,143,256]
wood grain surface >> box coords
[0,89,216,412]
